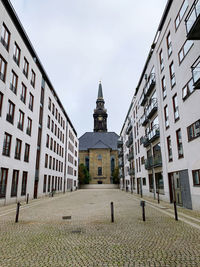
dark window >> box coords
[20,83,27,104]
[21,171,27,196]
[182,79,194,101]
[46,134,49,148]
[52,176,54,191]
[175,0,188,29]
[0,91,3,116]
[178,40,193,64]
[43,175,47,193]
[10,70,18,94]
[164,105,169,129]
[176,129,184,158]
[111,157,115,174]
[161,76,166,99]
[167,32,172,57]
[49,156,52,169]
[0,168,8,198]
[6,100,15,124]
[52,103,55,116]
[48,175,51,192]
[18,110,24,131]
[167,136,173,162]
[47,115,50,128]
[15,138,22,160]
[1,23,10,51]
[187,119,200,141]
[24,143,30,162]
[193,170,200,186]
[11,170,19,197]
[159,49,164,71]
[31,70,36,87]
[13,42,20,66]
[148,174,154,192]
[98,167,102,176]
[23,57,29,78]
[26,117,32,136]
[172,94,179,121]
[40,88,44,105]
[48,97,51,111]
[0,54,7,82]
[2,132,12,156]
[29,93,34,111]
[143,178,146,186]
[45,154,48,168]
[169,62,176,88]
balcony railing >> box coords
[145,156,162,170]
[185,0,200,40]
[144,73,156,97]
[192,57,200,89]
[117,140,123,148]
[146,98,158,119]
[129,169,135,176]
[126,123,133,135]
[140,92,148,106]
[143,125,160,147]
[126,136,133,148]
[141,113,148,127]
[118,151,123,158]
[128,151,134,161]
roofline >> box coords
[2,0,77,136]
[120,96,135,136]
[134,0,173,96]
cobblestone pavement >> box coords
[0,190,200,267]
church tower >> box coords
[93,82,108,132]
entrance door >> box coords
[168,172,182,206]
[34,180,38,199]
[137,178,141,194]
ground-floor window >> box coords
[11,170,19,197]
[21,171,28,196]
[0,168,8,198]
[148,174,154,192]
[43,175,47,193]
[193,169,200,186]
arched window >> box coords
[111,156,115,174]
[85,156,89,171]
[98,154,102,160]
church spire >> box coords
[93,82,108,132]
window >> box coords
[13,42,20,66]
[193,170,200,186]
[52,176,54,190]
[46,134,49,148]
[45,154,48,168]
[176,129,184,158]
[49,156,52,169]
[3,133,12,156]
[50,138,53,150]
[52,103,55,116]
[24,143,30,162]
[21,171,27,196]
[15,138,22,160]
[6,100,15,124]
[161,76,166,99]
[31,70,36,87]
[175,0,188,30]
[26,117,32,136]
[149,174,154,192]
[187,119,200,141]
[0,54,7,82]
[159,49,164,71]
[164,105,169,129]
[40,88,44,105]
[43,175,47,193]
[1,23,10,51]
[167,32,172,57]
[51,120,54,133]
[47,115,50,129]
[85,157,89,171]
[10,70,18,94]
[167,136,173,162]
[53,158,55,170]
[23,57,29,78]
[172,94,179,121]
[143,178,146,186]
[11,170,19,197]
[18,110,24,131]
[48,175,51,192]
[21,83,27,104]
[48,97,51,111]
[178,41,193,64]
[55,124,57,136]
[54,140,56,152]
[98,167,102,176]
[29,93,34,111]
[0,168,8,198]
[169,62,176,88]
[183,79,195,102]
[0,91,3,116]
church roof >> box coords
[79,132,119,151]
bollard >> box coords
[26,193,29,204]
[111,202,114,223]
[140,201,145,222]
[174,201,178,221]
[15,202,21,223]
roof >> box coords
[79,132,120,151]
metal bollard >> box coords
[26,193,29,204]
[15,202,21,223]
[174,201,178,221]
[140,201,146,222]
[111,202,114,223]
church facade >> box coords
[79,83,119,184]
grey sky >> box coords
[10,0,167,137]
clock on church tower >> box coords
[93,82,108,132]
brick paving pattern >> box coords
[0,189,200,267]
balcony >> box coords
[126,123,133,135]
[145,73,156,97]
[143,136,150,147]
[146,98,158,120]
[126,136,133,148]
[145,157,153,170]
[141,113,148,127]
[185,0,200,40]
[145,156,162,170]
[129,169,135,176]
[128,151,134,161]
[117,140,123,148]
[148,124,160,143]
[118,150,123,158]
[192,57,200,89]
[140,92,148,107]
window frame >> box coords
[1,23,10,51]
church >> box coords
[79,82,119,184]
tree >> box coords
[112,167,119,184]
[78,164,90,185]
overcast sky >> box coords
[10,0,167,137]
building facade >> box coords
[0,0,78,205]
[79,83,119,184]
[119,0,200,210]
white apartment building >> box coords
[119,0,200,210]
[0,0,78,205]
